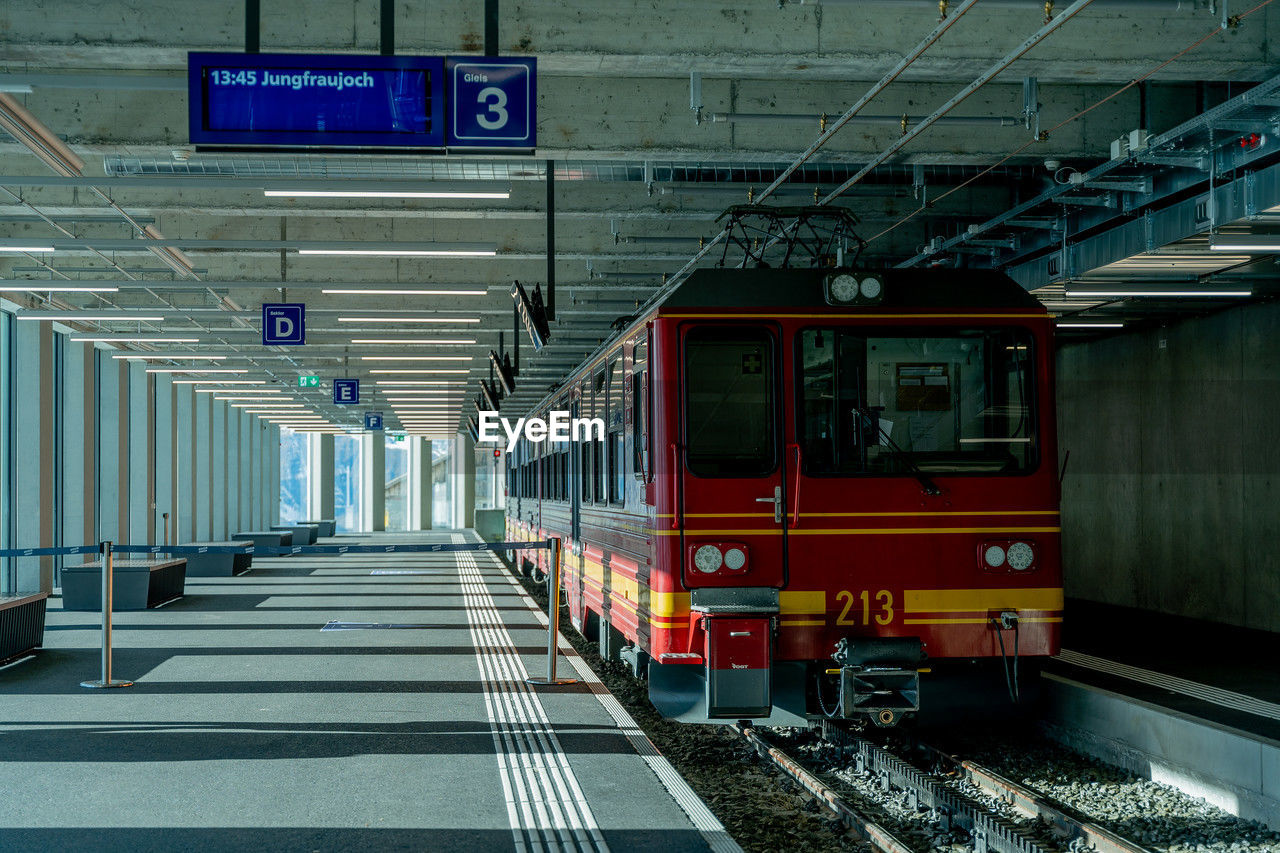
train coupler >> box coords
[832,637,925,723]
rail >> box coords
[738,724,1161,853]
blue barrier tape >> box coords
[1,540,549,559]
[111,545,254,555]
[0,545,101,558]
[250,540,547,556]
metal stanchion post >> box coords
[526,537,577,687]
[81,541,133,689]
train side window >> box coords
[633,333,650,482]
[683,327,777,477]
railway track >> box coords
[736,723,1157,853]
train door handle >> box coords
[754,486,783,524]
[729,631,751,637]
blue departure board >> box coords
[189,53,445,147]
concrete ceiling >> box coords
[0,0,1277,430]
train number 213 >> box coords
[835,590,894,626]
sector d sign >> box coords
[262,303,305,345]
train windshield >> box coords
[797,327,1036,476]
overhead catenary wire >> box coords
[869,0,1278,252]
[631,0,983,326]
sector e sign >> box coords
[188,52,535,149]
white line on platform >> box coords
[1057,649,1280,723]
[457,533,609,853]
[477,540,742,853]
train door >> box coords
[570,398,581,544]
[677,324,786,590]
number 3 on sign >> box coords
[835,589,894,625]
[476,86,509,130]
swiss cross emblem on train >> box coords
[742,353,763,374]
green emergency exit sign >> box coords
[298,375,319,388]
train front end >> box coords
[646,267,1061,726]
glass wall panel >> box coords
[279,428,311,524]
[431,439,451,529]
[384,435,410,531]
[334,433,363,533]
[0,311,11,594]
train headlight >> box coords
[723,547,747,571]
[824,271,885,306]
[693,544,723,573]
[1006,541,1035,571]
[828,274,859,304]
[983,544,1007,569]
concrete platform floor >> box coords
[0,531,736,853]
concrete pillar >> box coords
[127,362,150,545]
[154,374,173,545]
[12,321,54,593]
[226,404,239,538]
[316,433,335,520]
[97,354,121,543]
[193,391,211,539]
[173,382,194,543]
[211,400,226,539]
[269,424,281,526]
[412,437,432,530]
[61,340,90,560]
[238,412,252,532]
[363,432,385,531]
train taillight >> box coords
[824,272,885,306]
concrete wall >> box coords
[1057,299,1280,633]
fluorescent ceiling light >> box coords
[375,380,467,386]
[0,246,55,253]
[1065,288,1251,298]
[325,286,488,294]
[199,388,285,394]
[1,285,119,293]
[265,189,509,200]
[370,369,470,375]
[172,379,265,385]
[1055,322,1126,328]
[297,249,496,258]
[351,338,476,345]
[113,354,226,360]
[146,368,247,374]
[72,336,200,343]
[1208,235,1280,252]
[338,317,481,323]
[360,356,472,362]
[18,314,165,321]
[214,396,292,401]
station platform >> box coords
[0,531,736,853]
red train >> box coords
[506,267,1061,725]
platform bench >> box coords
[0,592,48,665]
[234,530,292,550]
[62,558,187,611]
[182,541,253,577]
[300,519,335,537]
[272,523,319,545]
